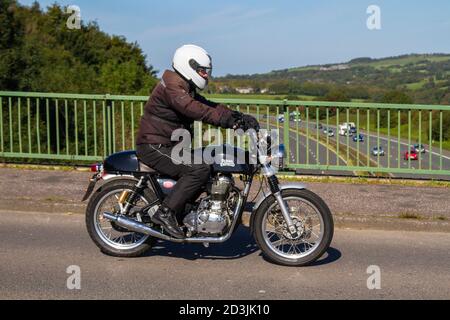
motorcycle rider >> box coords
[136,44,259,239]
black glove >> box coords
[225,111,260,131]
[241,114,260,131]
[225,111,244,129]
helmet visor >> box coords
[197,66,212,79]
[189,59,212,79]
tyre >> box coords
[85,178,157,257]
[253,189,334,267]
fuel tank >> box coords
[204,145,255,175]
[103,145,255,176]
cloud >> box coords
[141,6,273,38]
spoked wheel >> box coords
[86,179,158,257]
[253,189,334,266]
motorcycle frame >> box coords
[112,170,254,244]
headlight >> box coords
[260,144,286,169]
[274,144,286,159]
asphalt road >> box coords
[265,119,350,176]
[261,114,450,179]
[1,210,449,299]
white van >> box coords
[339,124,353,136]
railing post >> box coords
[283,99,290,166]
[105,94,113,156]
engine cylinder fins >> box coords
[210,174,233,201]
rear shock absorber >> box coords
[121,176,149,214]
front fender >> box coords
[252,183,306,213]
[249,183,306,232]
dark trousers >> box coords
[136,144,210,215]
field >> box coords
[205,93,317,101]
[206,93,368,103]
[354,54,450,69]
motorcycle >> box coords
[82,131,334,266]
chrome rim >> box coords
[262,196,324,260]
[93,189,150,250]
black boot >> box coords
[151,205,185,239]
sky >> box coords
[19,0,450,77]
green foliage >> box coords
[372,91,412,128]
[320,89,351,102]
[431,112,450,141]
[0,1,158,164]
[378,90,413,104]
[0,1,157,95]
[0,0,25,89]
[216,54,450,105]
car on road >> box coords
[404,149,419,161]
[352,134,364,142]
[372,146,385,156]
[290,111,301,122]
[323,128,335,137]
[413,144,426,153]
[315,123,323,130]
[278,115,284,123]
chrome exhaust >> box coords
[102,193,243,244]
[102,212,175,242]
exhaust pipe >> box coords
[102,193,243,244]
[102,212,175,242]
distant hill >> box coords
[214,54,450,105]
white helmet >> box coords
[172,44,212,90]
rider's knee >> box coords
[192,164,211,181]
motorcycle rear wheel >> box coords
[85,179,157,257]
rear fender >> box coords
[102,173,133,181]
[81,173,136,201]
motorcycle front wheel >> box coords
[253,189,334,267]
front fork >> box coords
[261,164,299,238]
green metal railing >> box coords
[1,91,449,178]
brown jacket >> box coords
[136,70,234,145]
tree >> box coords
[378,90,413,104]
[375,90,412,127]
[0,0,25,90]
[320,89,351,102]
[430,112,450,141]
[0,1,158,94]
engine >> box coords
[183,174,234,237]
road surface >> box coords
[258,114,450,179]
[1,210,449,299]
